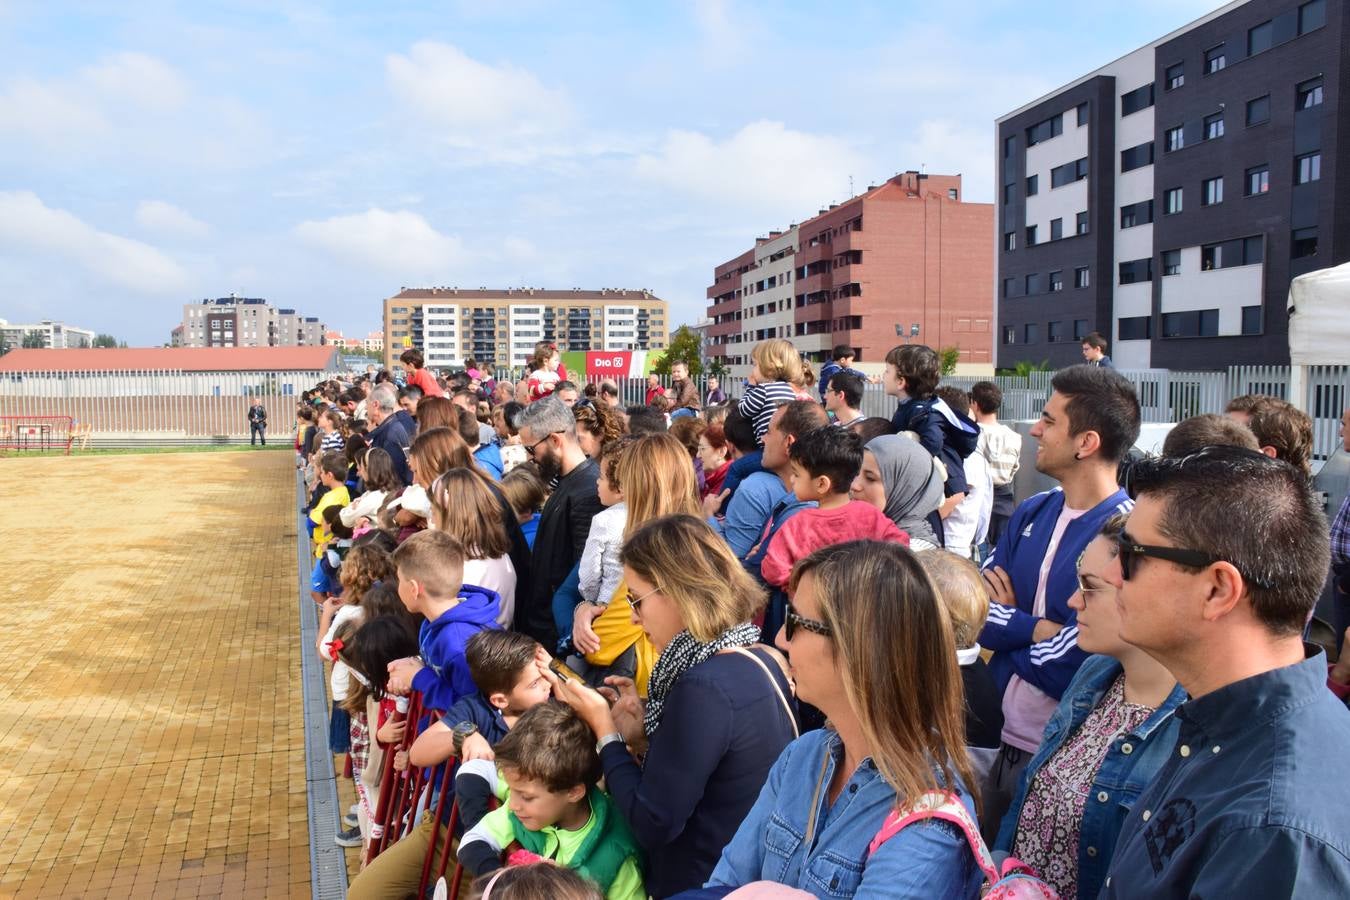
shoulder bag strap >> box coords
[867,791,1000,885]
[728,646,799,738]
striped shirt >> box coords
[737,381,799,445]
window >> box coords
[1165,62,1184,91]
[1164,187,1183,214]
[1243,236,1264,265]
[1163,309,1220,338]
[1003,325,1016,345]
[1202,176,1224,206]
[1292,227,1318,258]
[1074,319,1089,340]
[1002,278,1015,298]
[1297,77,1323,109]
[1048,321,1065,343]
[1201,244,1221,270]
[1295,152,1321,184]
[1050,157,1089,188]
[1121,83,1155,116]
[1074,267,1090,289]
[1247,21,1273,56]
[1026,174,1039,196]
[1024,323,1039,344]
[1245,165,1269,196]
[1162,249,1181,276]
[1026,225,1038,246]
[1204,112,1224,140]
[1049,270,1064,292]
[1242,305,1263,335]
[1204,45,1226,74]
[1165,126,1185,152]
[1077,102,1089,126]
[1025,273,1042,295]
[1050,218,1063,241]
[1120,142,1155,172]
[1246,95,1270,126]
[1203,236,1265,270]
[1119,258,1153,284]
[1120,200,1154,229]
[1004,231,1017,251]
[1076,211,1089,235]
[1003,183,1015,204]
[1003,135,1016,158]
[1026,115,1063,146]
[1119,316,1152,340]
[1299,0,1325,34]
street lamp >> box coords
[894,323,921,343]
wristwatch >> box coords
[596,732,625,753]
[451,721,479,756]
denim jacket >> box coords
[706,729,983,899]
[994,654,1186,900]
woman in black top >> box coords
[544,514,798,898]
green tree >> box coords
[652,325,704,376]
[938,346,961,376]
[21,330,46,349]
[706,356,729,381]
[92,334,119,348]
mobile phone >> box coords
[548,658,580,682]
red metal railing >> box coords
[0,415,74,454]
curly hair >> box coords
[339,543,395,602]
[574,401,626,452]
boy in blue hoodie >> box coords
[386,530,502,713]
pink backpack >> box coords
[868,792,1060,900]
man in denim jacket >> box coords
[1102,448,1350,897]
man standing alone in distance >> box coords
[248,396,267,446]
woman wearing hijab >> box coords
[850,434,945,549]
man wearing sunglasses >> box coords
[976,365,1140,841]
[1101,447,1350,898]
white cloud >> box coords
[385,41,572,145]
[634,121,869,224]
[135,200,211,239]
[294,208,468,274]
[693,0,742,60]
[0,191,188,294]
[895,119,997,205]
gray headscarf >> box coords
[863,434,944,546]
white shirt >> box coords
[463,555,517,628]
[943,453,993,561]
[579,502,628,606]
[323,605,365,701]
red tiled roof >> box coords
[0,346,342,373]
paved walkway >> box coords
[0,450,309,899]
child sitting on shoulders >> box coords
[737,338,804,446]
[573,438,632,652]
[759,426,906,589]
[457,703,646,900]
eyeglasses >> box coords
[628,585,661,614]
[524,431,560,455]
[1113,532,1274,589]
[785,603,832,640]
[1076,575,1114,596]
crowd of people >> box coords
[289,338,1350,899]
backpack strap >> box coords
[867,791,1000,886]
[726,646,799,738]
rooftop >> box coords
[0,346,341,373]
[389,287,665,303]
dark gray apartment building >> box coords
[996,0,1344,369]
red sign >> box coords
[585,351,633,377]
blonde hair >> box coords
[616,433,700,539]
[791,540,979,818]
[751,338,804,384]
[429,469,511,560]
[917,551,989,650]
[621,514,767,641]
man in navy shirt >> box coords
[1080,331,1114,368]
[1101,447,1350,897]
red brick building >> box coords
[706,171,994,377]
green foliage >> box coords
[21,330,46,348]
[1011,359,1052,377]
[938,346,961,376]
[92,333,119,348]
[652,325,704,376]
[706,356,729,380]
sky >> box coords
[0,0,1229,345]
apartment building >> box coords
[706,171,995,380]
[996,0,1344,369]
[383,288,668,371]
[0,318,96,350]
[177,295,326,348]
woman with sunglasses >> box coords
[543,514,798,898]
[704,539,984,898]
[994,514,1185,900]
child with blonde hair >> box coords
[737,338,803,444]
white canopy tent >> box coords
[1286,261,1350,412]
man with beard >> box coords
[513,395,603,647]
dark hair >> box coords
[790,426,862,494]
[1128,447,1329,635]
[774,399,830,443]
[349,615,420,699]
[722,408,757,454]
[969,381,1003,416]
[362,447,404,493]
[358,581,419,632]
[599,379,619,399]
[1049,365,1141,463]
[832,344,855,362]
[849,416,895,444]
[456,406,482,447]
[319,450,347,480]
[828,371,865,409]
[493,703,602,793]
[934,385,970,417]
[398,385,424,404]
[884,344,941,399]
[465,630,542,697]
[344,433,369,468]
[452,388,477,405]
[1247,400,1314,475]
[625,405,667,435]
[297,406,316,422]
[1162,414,1260,458]
[555,380,578,395]
[399,348,425,368]
[1081,331,1109,351]
[500,401,525,437]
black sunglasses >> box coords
[524,430,560,455]
[1114,532,1274,589]
[785,602,832,640]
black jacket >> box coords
[521,458,602,647]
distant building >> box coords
[363,331,384,353]
[0,318,97,351]
[706,171,995,380]
[383,287,669,370]
[324,330,350,348]
[177,295,326,348]
[996,0,1345,368]
[170,324,185,347]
